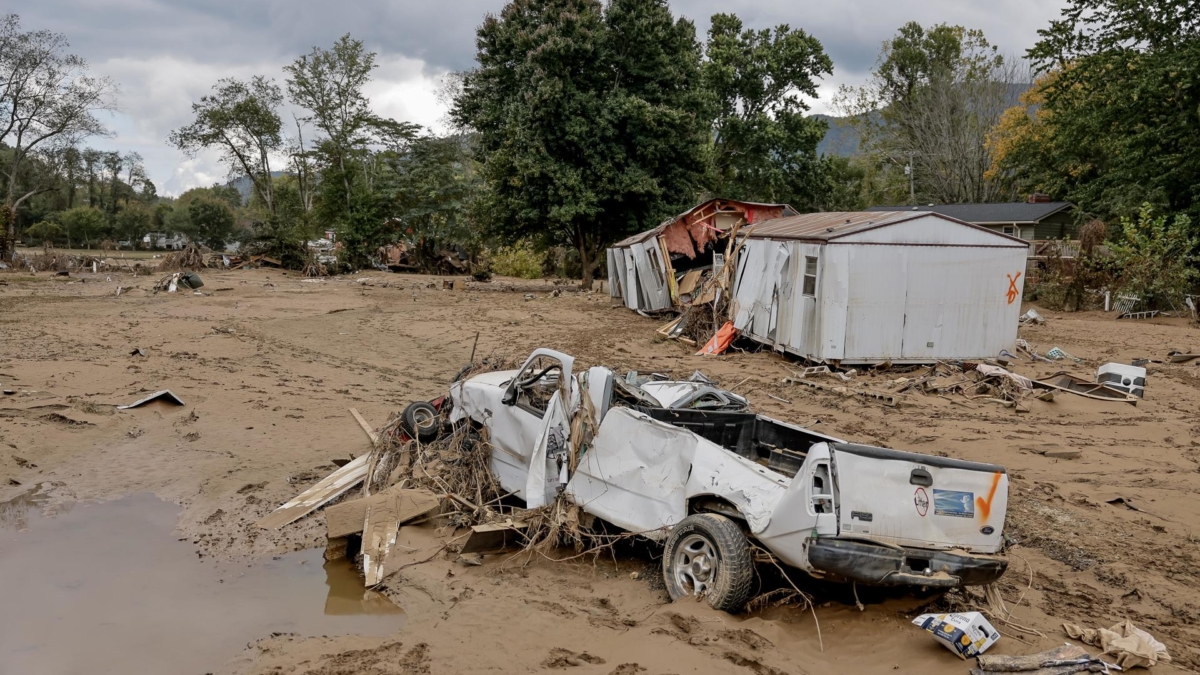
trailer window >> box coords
[802,256,818,297]
[648,248,666,285]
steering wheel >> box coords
[518,364,560,388]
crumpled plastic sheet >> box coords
[1063,620,1172,669]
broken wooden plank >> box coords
[325,486,440,539]
[359,488,442,586]
[362,506,401,587]
[459,520,530,555]
[655,315,683,339]
[676,269,703,296]
[349,408,379,444]
[255,454,369,529]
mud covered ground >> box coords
[1,268,1197,674]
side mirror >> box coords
[501,386,517,406]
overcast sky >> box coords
[11,0,1067,197]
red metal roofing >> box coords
[611,198,797,248]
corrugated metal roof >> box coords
[611,198,797,248]
[743,211,926,240]
[612,228,659,248]
[864,202,1073,224]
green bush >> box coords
[489,241,543,279]
[24,221,65,246]
[1110,203,1198,309]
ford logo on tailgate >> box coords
[980,526,995,535]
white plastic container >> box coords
[1097,363,1146,398]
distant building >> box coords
[142,232,189,250]
[866,195,1076,241]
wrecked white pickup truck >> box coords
[446,349,1009,611]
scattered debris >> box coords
[1039,449,1082,460]
[116,390,186,409]
[158,243,209,271]
[1097,363,1146,398]
[695,321,736,356]
[1034,373,1138,404]
[1167,351,1200,364]
[784,375,902,407]
[154,271,203,294]
[1045,347,1081,362]
[973,643,1100,674]
[1105,496,1140,511]
[460,520,531,555]
[912,612,1000,659]
[1019,308,1046,325]
[256,455,368,529]
[1064,620,1172,669]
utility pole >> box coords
[905,153,915,205]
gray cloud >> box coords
[9,0,1066,194]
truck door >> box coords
[525,390,571,508]
[490,350,574,500]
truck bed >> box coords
[634,407,838,477]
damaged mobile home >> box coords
[614,202,1031,364]
[607,199,796,312]
[730,211,1030,364]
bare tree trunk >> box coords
[576,225,597,290]
[0,204,14,261]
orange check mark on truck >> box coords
[976,472,1002,521]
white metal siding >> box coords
[632,240,671,311]
[817,246,850,361]
[622,249,640,310]
[842,246,907,360]
[606,249,622,299]
[733,214,1027,363]
[897,246,1025,360]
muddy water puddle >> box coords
[0,490,404,675]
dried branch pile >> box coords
[158,243,209,271]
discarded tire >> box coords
[401,401,440,443]
[662,513,754,612]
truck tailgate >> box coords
[831,443,1007,553]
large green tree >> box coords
[57,205,107,248]
[186,195,236,250]
[0,14,116,257]
[386,133,483,263]
[169,76,284,218]
[284,34,420,266]
[454,0,710,287]
[703,14,834,209]
[1013,0,1200,221]
[837,22,1024,206]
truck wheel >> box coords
[401,401,440,443]
[663,514,754,612]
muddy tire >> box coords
[401,401,440,443]
[662,514,754,612]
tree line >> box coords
[3,0,1198,290]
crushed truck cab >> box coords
[448,349,1008,609]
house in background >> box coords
[866,195,1076,242]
